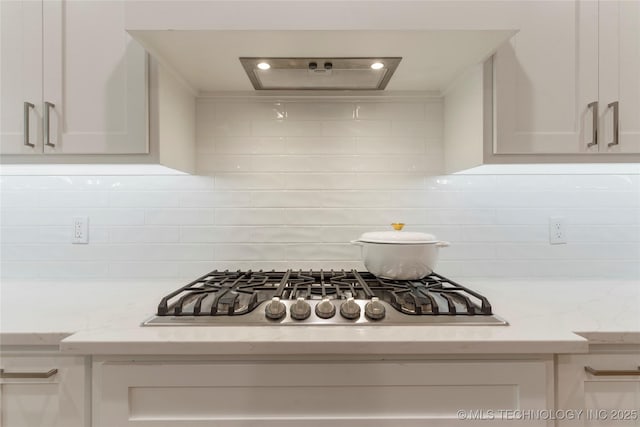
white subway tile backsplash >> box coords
[355,102,426,121]
[210,120,252,137]
[1,98,638,280]
[180,226,254,243]
[320,191,395,208]
[423,209,496,225]
[286,102,354,121]
[250,227,322,243]
[105,244,215,261]
[99,175,214,191]
[39,226,109,243]
[207,137,286,154]
[250,191,320,208]
[284,244,358,260]
[0,208,145,226]
[355,137,426,154]
[39,191,109,208]
[216,244,285,261]
[179,191,252,208]
[35,262,110,278]
[322,120,391,137]
[145,209,215,225]
[1,192,39,207]
[215,173,285,190]
[460,225,548,243]
[354,174,425,190]
[109,227,180,243]
[109,192,181,208]
[439,243,496,260]
[108,262,183,278]
[569,225,640,242]
[198,100,285,121]
[391,121,442,138]
[0,227,40,243]
[285,137,355,155]
[215,208,284,225]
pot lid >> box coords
[357,223,438,244]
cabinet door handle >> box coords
[44,101,55,147]
[586,101,598,148]
[585,366,640,376]
[607,101,619,147]
[23,102,35,147]
[0,368,58,379]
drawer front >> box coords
[95,360,550,426]
[557,353,640,427]
[0,354,87,427]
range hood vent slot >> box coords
[240,57,401,90]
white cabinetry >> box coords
[94,358,552,426]
[0,351,88,427]
[493,0,640,157]
[0,0,147,155]
[598,0,640,154]
[557,349,640,427]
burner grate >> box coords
[156,269,494,317]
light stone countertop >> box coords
[1,278,638,355]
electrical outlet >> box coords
[72,216,89,244]
[549,216,566,245]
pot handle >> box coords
[350,240,364,246]
[435,241,450,248]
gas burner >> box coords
[145,270,508,326]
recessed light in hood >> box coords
[239,57,401,90]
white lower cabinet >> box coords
[557,349,640,427]
[0,352,88,427]
[93,358,552,426]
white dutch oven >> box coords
[351,223,449,280]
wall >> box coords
[1,98,639,280]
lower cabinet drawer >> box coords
[0,354,87,427]
[94,359,551,426]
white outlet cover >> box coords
[72,216,89,244]
[548,216,566,245]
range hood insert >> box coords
[239,57,402,90]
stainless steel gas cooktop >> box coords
[143,270,508,326]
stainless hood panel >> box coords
[240,57,401,90]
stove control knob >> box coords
[364,297,386,320]
[340,297,361,320]
[315,298,336,319]
[290,297,311,320]
[265,297,286,320]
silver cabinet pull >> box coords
[23,102,35,147]
[0,368,58,379]
[44,101,55,147]
[607,101,619,147]
[587,101,598,148]
[585,366,640,376]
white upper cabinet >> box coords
[0,0,147,156]
[494,0,598,155]
[494,0,640,156]
[599,0,640,154]
[0,1,43,154]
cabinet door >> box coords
[95,359,551,426]
[557,352,640,427]
[42,0,148,154]
[0,0,43,154]
[494,0,599,154]
[0,354,88,427]
[599,0,640,154]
